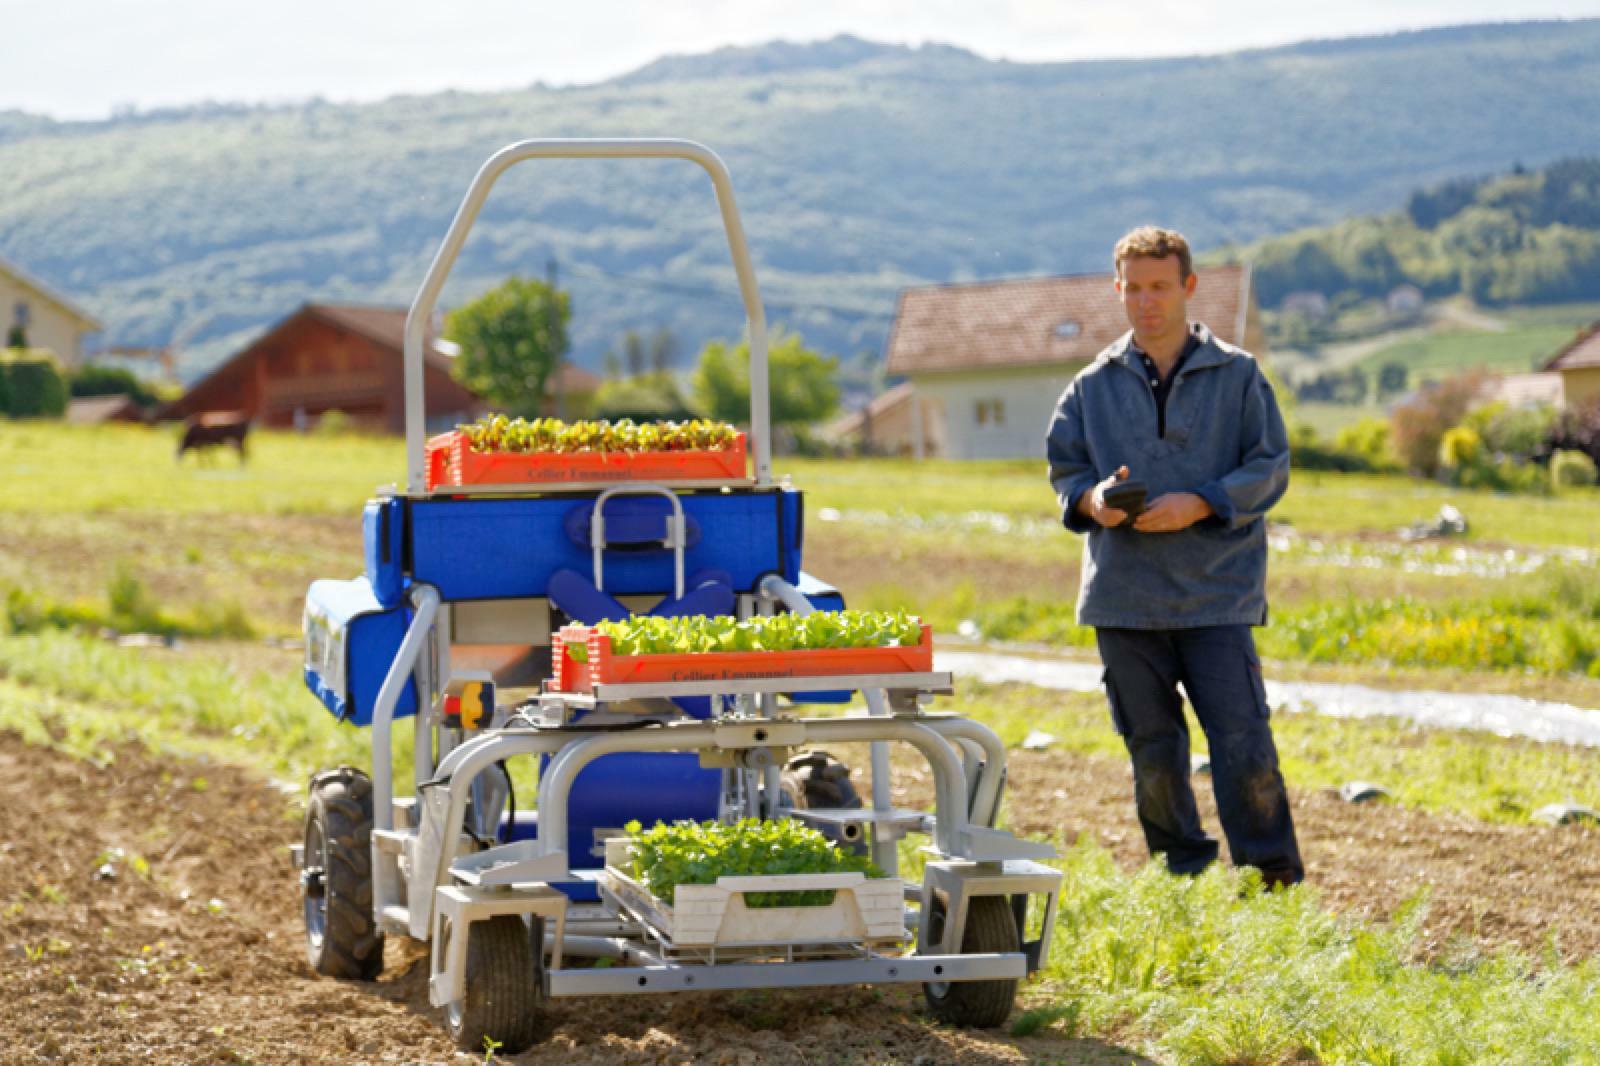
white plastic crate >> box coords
[602,838,906,950]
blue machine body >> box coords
[302,576,418,725]
[307,483,849,899]
[405,489,803,600]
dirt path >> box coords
[0,731,1135,1065]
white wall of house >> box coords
[912,365,1083,460]
[0,272,96,368]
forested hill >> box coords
[1241,157,1600,309]
[3,19,1600,378]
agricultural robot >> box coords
[294,139,1061,1052]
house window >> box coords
[974,399,1006,427]
[1054,319,1080,339]
[13,301,29,327]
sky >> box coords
[4,1,1599,120]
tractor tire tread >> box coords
[922,895,1020,1029]
[447,915,542,1054]
[305,767,384,981]
[781,749,862,810]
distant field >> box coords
[1350,323,1574,380]
[4,425,1599,686]
[1289,401,1376,438]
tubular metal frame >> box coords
[402,139,773,494]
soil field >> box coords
[4,725,1596,1064]
[0,731,1136,1065]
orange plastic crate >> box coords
[551,623,934,693]
[425,430,747,490]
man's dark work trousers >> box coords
[1096,625,1304,885]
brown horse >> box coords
[177,412,251,464]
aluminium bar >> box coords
[404,139,772,494]
[758,574,899,873]
[547,952,1026,997]
[371,583,440,831]
[535,716,971,859]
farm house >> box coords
[884,265,1261,459]
[165,302,599,433]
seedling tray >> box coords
[601,839,905,950]
[425,429,747,490]
[550,623,934,693]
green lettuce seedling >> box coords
[566,610,923,663]
[622,818,883,908]
[459,415,738,455]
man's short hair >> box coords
[1114,226,1192,281]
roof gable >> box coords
[1544,324,1600,372]
[0,254,101,330]
[885,265,1248,376]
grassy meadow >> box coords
[4,421,1600,1064]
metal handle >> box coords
[590,484,685,600]
[404,138,772,493]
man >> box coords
[1044,226,1303,887]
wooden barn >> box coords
[166,303,599,433]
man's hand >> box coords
[1078,465,1132,528]
[1134,492,1213,533]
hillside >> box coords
[1246,157,1600,309]
[3,20,1600,379]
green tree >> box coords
[445,277,570,415]
[1377,362,1408,398]
[692,331,839,429]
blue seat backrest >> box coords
[405,488,803,602]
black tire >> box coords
[445,915,543,1054]
[302,767,384,980]
[921,895,1020,1028]
[781,749,862,810]
[781,750,866,851]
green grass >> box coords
[949,680,1600,826]
[1035,844,1600,1063]
[0,629,379,783]
[1288,401,1377,439]
[1350,323,1574,381]
[0,422,398,516]
[785,458,1600,548]
[849,559,1600,682]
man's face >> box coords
[1115,255,1196,347]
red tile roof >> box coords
[885,265,1249,376]
[1544,324,1600,372]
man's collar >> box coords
[1112,322,1228,372]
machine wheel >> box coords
[302,767,384,980]
[921,895,1020,1029]
[781,749,862,810]
[445,915,544,1054]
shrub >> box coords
[1547,396,1600,465]
[591,375,698,422]
[313,409,352,436]
[1465,401,1557,460]
[0,349,68,418]
[1438,425,1483,471]
[1288,423,1374,472]
[1390,371,1488,476]
[70,365,161,407]
[1551,448,1599,488]
[1333,417,1396,469]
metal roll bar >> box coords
[403,138,773,493]
[372,583,441,831]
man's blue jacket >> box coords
[1045,322,1289,630]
